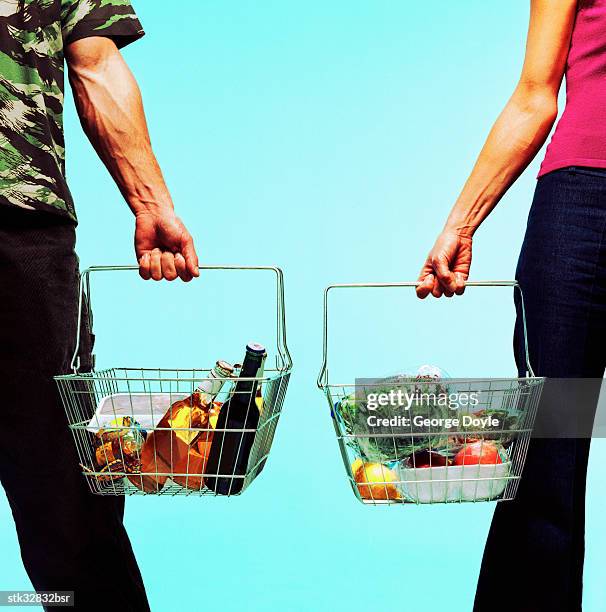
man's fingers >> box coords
[161,252,178,281]
[182,236,200,278]
[139,252,151,280]
[174,253,192,282]
[454,272,467,295]
[150,248,162,281]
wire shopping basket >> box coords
[55,265,292,497]
[317,281,544,506]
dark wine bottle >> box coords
[205,343,266,495]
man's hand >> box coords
[416,231,472,298]
[135,210,199,281]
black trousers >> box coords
[0,206,149,611]
[474,167,606,611]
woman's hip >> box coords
[515,166,606,377]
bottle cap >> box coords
[215,360,234,376]
[247,342,266,355]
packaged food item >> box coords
[129,436,171,493]
[205,343,267,495]
[415,364,449,380]
[93,416,146,482]
[167,392,209,446]
[169,361,234,445]
[139,360,234,492]
[94,460,126,482]
[171,405,220,490]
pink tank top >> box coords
[539,0,606,176]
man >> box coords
[0,1,199,610]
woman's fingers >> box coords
[417,232,472,299]
[431,253,457,294]
[416,272,435,299]
[416,255,436,298]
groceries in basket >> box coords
[335,366,518,503]
[335,367,454,462]
[396,441,510,503]
[137,359,234,492]
[92,416,147,481]
[352,459,401,501]
[89,345,268,494]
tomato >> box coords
[454,441,502,466]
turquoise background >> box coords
[2,1,606,610]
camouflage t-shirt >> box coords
[0,0,144,221]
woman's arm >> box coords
[417,0,577,298]
[65,36,199,282]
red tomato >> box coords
[454,441,502,466]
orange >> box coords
[354,462,401,501]
[351,458,364,476]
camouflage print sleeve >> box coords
[61,0,144,49]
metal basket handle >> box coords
[71,265,292,374]
[317,280,534,388]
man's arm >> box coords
[65,36,199,282]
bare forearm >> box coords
[416,0,576,298]
[442,0,578,238]
[65,37,199,282]
[445,85,557,237]
[66,38,173,215]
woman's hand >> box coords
[416,231,472,298]
[135,210,200,282]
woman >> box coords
[417,1,606,610]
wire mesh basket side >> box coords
[244,372,291,488]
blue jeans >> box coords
[474,167,606,611]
